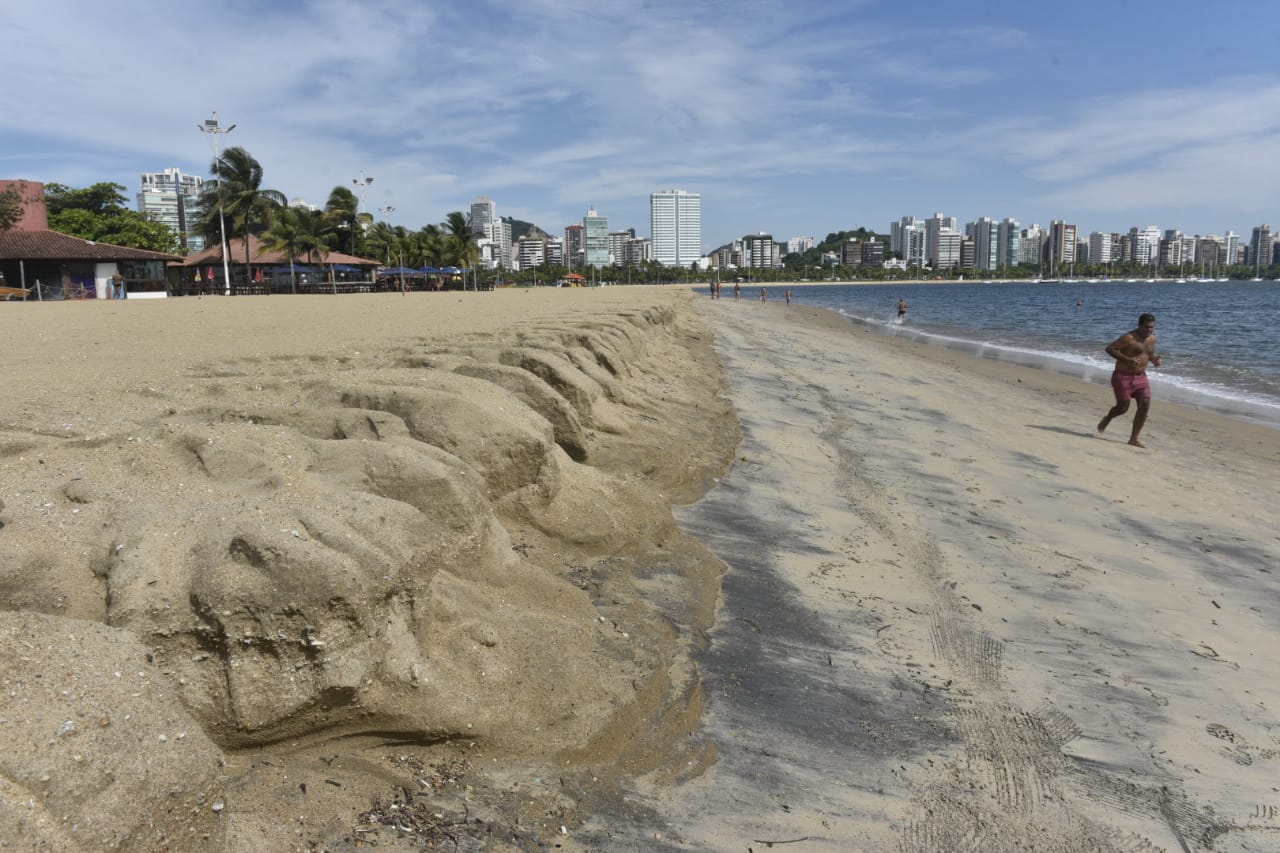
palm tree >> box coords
[365,220,391,265]
[443,211,480,289]
[414,224,448,269]
[261,206,327,294]
[197,146,285,283]
[322,186,362,256]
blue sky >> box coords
[3,0,1278,251]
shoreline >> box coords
[606,296,1280,849]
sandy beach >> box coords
[2,288,1278,851]
[617,296,1279,852]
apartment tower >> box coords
[650,189,702,267]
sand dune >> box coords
[0,289,735,849]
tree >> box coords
[443,211,479,288]
[261,206,328,295]
[197,147,285,281]
[0,183,28,231]
[322,186,360,255]
[42,181,177,252]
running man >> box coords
[1097,313,1162,448]
[897,297,908,319]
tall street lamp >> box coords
[352,172,373,256]
[198,113,235,295]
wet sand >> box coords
[593,297,1280,851]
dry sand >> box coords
[0,288,736,850]
[3,288,1278,852]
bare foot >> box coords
[1128,438,1146,448]
[1097,418,1110,433]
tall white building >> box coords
[1129,225,1161,266]
[516,236,545,270]
[650,189,702,267]
[1088,231,1114,265]
[903,224,926,267]
[890,216,920,254]
[138,168,205,252]
[931,228,961,269]
[925,213,957,264]
[786,235,815,255]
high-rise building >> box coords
[650,189,702,267]
[743,232,780,268]
[1224,231,1240,266]
[997,218,1021,269]
[1088,232,1114,265]
[967,217,998,271]
[860,241,884,268]
[1049,220,1078,268]
[564,224,585,268]
[545,237,564,267]
[469,196,496,236]
[623,237,651,267]
[1020,225,1046,266]
[1128,225,1160,266]
[842,240,863,267]
[786,235,815,255]
[583,208,609,267]
[516,236,545,270]
[925,213,957,264]
[607,229,635,265]
[931,228,961,269]
[138,168,205,252]
[890,216,920,254]
[903,225,926,267]
[1250,224,1272,271]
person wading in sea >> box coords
[1097,313,1162,448]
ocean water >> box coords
[735,281,1280,429]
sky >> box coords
[3,0,1279,251]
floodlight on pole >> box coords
[351,172,374,255]
[199,112,235,295]
[378,205,405,294]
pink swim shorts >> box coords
[1111,371,1151,402]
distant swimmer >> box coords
[897,297,908,319]
[1097,313,1162,448]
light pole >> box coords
[198,113,236,295]
[352,172,373,256]
[378,205,405,294]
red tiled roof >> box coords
[182,234,379,267]
[0,229,179,261]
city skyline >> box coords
[2,1,1279,249]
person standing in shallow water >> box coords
[897,297,908,319]
[1098,313,1162,448]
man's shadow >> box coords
[1027,424,1098,439]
